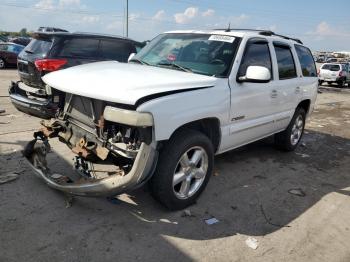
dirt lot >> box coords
[1,69,350,262]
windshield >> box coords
[133,33,241,77]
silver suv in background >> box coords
[318,63,349,87]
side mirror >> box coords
[128,53,136,62]
[238,65,271,83]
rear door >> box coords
[271,42,300,130]
[6,44,21,64]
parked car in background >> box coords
[0,42,25,69]
[23,29,318,210]
[326,58,337,63]
[318,63,349,87]
[10,37,32,46]
[9,31,145,118]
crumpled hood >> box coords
[42,61,218,105]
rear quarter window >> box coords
[295,45,317,77]
[57,38,100,58]
[99,39,136,62]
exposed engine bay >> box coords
[23,93,157,196]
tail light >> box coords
[317,69,320,76]
[35,59,67,72]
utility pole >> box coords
[126,0,128,37]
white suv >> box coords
[24,29,318,210]
[318,63,349,87]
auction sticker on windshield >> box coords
[208,35,235,43]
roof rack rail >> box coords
[213,28,303,44]
[259,31,303,44]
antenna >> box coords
[225,23,231,32]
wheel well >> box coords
[171,118,221,152]
[297,99,311,114]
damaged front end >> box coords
[23,94,157,196]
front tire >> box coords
[275,107,306,151]
[149,129,214,210]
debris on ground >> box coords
[106,196,122,205]
[181,209,193,217]
[64,193,74,208]
[253,175,267,179]
[288,188,306,197]
[213,171,219,176]
[205,217,219,225]
[5,114,19,118]
[0,173,19,184]
[231,206,238,210]
[300,142,307,147]
[245,237,259,250]
[296,153,310,158]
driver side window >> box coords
[238,40,272,78]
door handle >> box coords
[271,89,278,98]
[295,86,301,94]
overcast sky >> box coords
[1,0,349,51]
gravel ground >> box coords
[1,69,350,262]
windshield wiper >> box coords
[129,58,150,65]
[156,62,193,73]
[25,50,34,54]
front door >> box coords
[223,38,278,151]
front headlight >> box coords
[103,106,153,127]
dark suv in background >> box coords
[9,31,145,118]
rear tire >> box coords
[149,129,214,210]
[0,58,5,69]
[275,107,306,151]
[338,79,346,88]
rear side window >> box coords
[274,44,297,79]
[238,40,272,78]
[99,40,136,62]
[24,39,52,55]
[58,38,99,58]
[295,45,317,77]
[321,64,340,71]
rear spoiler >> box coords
[32,31,71,40]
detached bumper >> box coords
[9,81,58,119]
[24,138,157,196]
